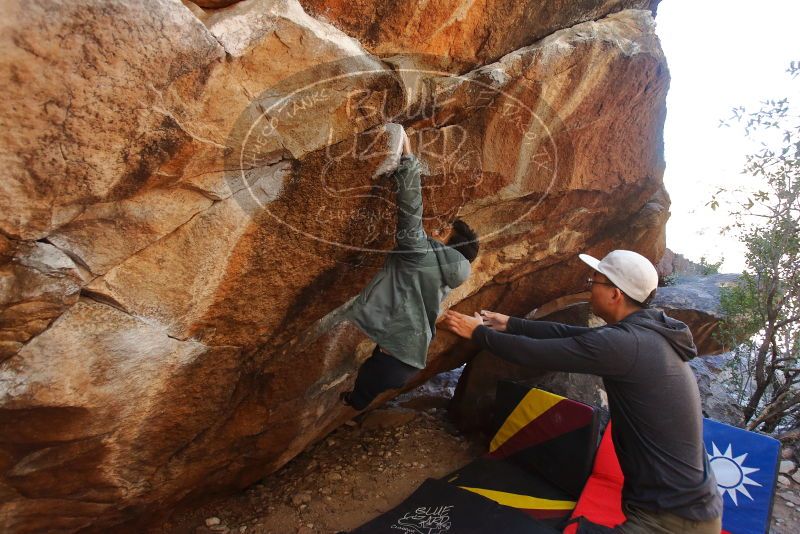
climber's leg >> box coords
[344,346,419,410]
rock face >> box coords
[689,352,744,426]
[0,237,84,358]
[0,1,670,531]
[300,0,660,71]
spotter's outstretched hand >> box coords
[440,310,482,339]
[479,310,510,332]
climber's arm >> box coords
[394,131,427,253]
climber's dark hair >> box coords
[447,219,479,263]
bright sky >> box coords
[654,0,799,273]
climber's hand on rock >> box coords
[479,310,510,332]
[440,310,482,339]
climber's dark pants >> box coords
[347,346,419,410]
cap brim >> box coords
[578,253,601,272]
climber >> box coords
[340,128,479,411]
[440,250,723,534]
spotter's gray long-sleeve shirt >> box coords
[471,309,723,522]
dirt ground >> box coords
[771,474,800,533]
[149,369,800,534]
[149,370,485,534]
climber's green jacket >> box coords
[347,154,471,369]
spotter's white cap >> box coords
[579,250,658,303]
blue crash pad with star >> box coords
[703,418,781,534]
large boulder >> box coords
[1,1,670,531]
[656,247,705,280]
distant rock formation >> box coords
[656,247,711,280]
